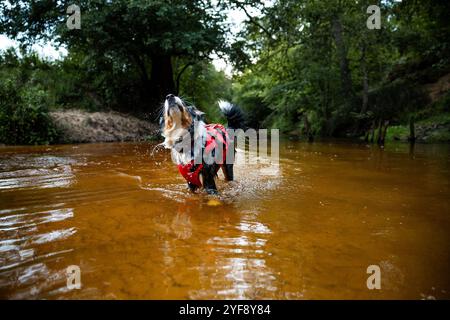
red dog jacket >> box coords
[177,124,229,187]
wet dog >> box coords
[160,94,245,194]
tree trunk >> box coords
[331,15,354,107]
[376,119,383,145]
[381,120,389,145]
[378,120,389,145]
[361,44,369,115]
[355,44,370,137]
[303,114,314,142]
[364,127,370,142]
[370,120,376,143]
[408,115,416,144]
[131,53,151,113]
[150,54,175,113]
[134,54,150,85]
[175,62,194,95]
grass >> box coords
[416,113,450,125]
[386,112,450,142]
[386,125,410,141]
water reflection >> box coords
[0,206,76,296]
[0,155,76,190]
[0,208,73,231]
[0,141,449,299]
[0,148,79,298]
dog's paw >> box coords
[205,188,219,195]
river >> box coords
[0,141,449,299]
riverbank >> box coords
[44,108,450,145]
[50,109,159,143]
[386,113,450,143]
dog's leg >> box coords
[187,182,198,193]
[222,164,234,181]
[201,164,218,195]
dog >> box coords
[160,94,245,194]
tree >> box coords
[231,0,438,142]
[0,0,229,114]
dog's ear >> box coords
[194,109,205,121]
[181,106,192,128]
[164,113,174,132]
[187,106,205,121]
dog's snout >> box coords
[165,94,180,111]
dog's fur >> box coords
[160,94,245,194]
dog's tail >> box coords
[218,100,246,130]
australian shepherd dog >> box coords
[160,94,245,194]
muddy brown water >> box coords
[0,141,449,299]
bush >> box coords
[0,79,59,145]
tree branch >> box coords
[175,62,195,95]
[234,2,272,38]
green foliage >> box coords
[233,74,272,129]
[0,47,233,144]
[177,61,233,123]
[231,0,450,139]
[385,125,409,141]
[0,0,230,112]
[386,112,450,143]
[1,0,450,145]
[425,91,450,116]
[367,80,429,121]
[0,73,59,145]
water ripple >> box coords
[0,208,73,231]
